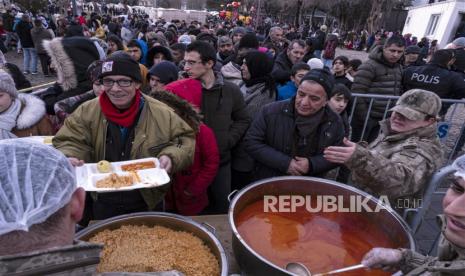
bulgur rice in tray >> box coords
[90,225,220,276]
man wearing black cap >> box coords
[403,45,425,68]
[53,53,195,221]
[245,69,345,180]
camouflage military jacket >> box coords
[400,215,465,276]
[0,240,102,276]
[346,120,443,211]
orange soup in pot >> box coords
[236,200,393,276]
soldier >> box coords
[0,140,102,274]
[324,89,443,212]
[361,159,465,275]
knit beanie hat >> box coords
[0,70,18,99]
[300,68,335,98]
[100,51,142,82]
[231,27,247,37]
[165,78,202,108]
[244,51,274,80]
[238,33,259,50]
[147,61,179,85]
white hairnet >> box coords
[0,140,76,236]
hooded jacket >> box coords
[38,37,100,115]
[11,93,55,138]
[220,61,243,87]
[347,120,443,212]
[134,39,148,66]
[352,45,403,120]
[153,88,219,215]
[30,26,53,54]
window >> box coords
[426,14,441,36]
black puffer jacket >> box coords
[402,63,465,99]
[352,45,403,120]
[245,98,344,180]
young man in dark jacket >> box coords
[351,35,405,143]
[184,41,251,213]
[271,39,306,85]
[245,69,344,180]
[31,19,53,76]
[15,14,37,74]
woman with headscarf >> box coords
[232,50,276,190]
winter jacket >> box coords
[313,30,326,50]
[30,27,53,54]
[221,61,243,87]
[271,51,293,85]
[334,75,353,89]
[38,37,100,115]
[11,93,55,138]
[54,90,96,126]
[121,26,133,45]
[346,120,443,212]
[245,99,345,180]
[399,215,465,276]
[233,82,276,172]
[352,45,403,120]
[322,36,338,60]
[277,81,298,101]
[402,63,465,99]
[167,124,219,215]
[15,20,34,48]
[53,94,196,210]
[202,73,251,165]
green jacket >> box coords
[53,95,195,209]
[346,120,443,211]
[400,216,465,276]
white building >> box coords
[403,0,465,48]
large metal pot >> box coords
[76,212,228,276]
[228,176,416,276]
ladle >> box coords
[286,263,366,276]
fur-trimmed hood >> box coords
[43,37,100,92]
[15,93,47,130]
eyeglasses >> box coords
[102,79,133,88]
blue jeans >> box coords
[23,47,38,73]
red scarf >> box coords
[99,90,141,128]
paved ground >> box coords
[5,47,445,255]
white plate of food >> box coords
[75,158,170,192]
[15,136,54,145]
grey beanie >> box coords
[0,70,18,98]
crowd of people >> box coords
[0,5,465,275]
